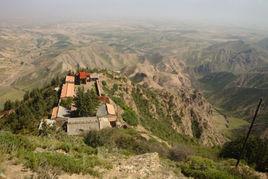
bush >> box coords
[180,156,235,179]
[0,131,35,153]
[122,109,139,126]
[22,151,100,176]
[84,128,169,156]
[84,130,105,148]
[111,96,128,110]
[60,97,73,109]
[220,135,268,172]
[57,143,71,153]
[168,145,193,162]
[101,80,107,86]
[0,131,104,176]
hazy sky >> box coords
[1,0,268,27]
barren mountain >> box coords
[188,40,268,75]
[0,22,266,142]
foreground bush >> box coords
[85,128,169,156]
[0,131,104,176]
[0,131,35,153]
[180,156,235,179]
[22,151,100,175]
[168,144,194,162]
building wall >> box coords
[67,119,100,135]
[99,117,111,129]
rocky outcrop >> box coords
[103,153,186,179]
[120,59,226,146]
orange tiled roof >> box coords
[60,83,75,98]
[106,103,116,115]
[65,76,75,83]
[51,107,58,119]
[78,72,90,79]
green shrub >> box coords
[101,80,107,86]
[84,128,169,156]
[57,143,71,153]
[84,130,105,148]
[180,156,235,179]
[0,131,102,176]
[220,135,268,172]
[21,151,100,176]
[122,109,139,126]
[168,144,194,162]
[111,96,128,110]
[0,131,35,153]
[60,97,73,109]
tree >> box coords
[60,97,73,109]
[1,80,59,134]
[74,88,100,117]
[220,135,268,172]
[4,100,15,110]
[7,103,37,134]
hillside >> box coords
[198,70,268,136]
[1,70,266,178]
[184,39,268,137]
[0,22,268,178]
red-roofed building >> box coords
[76,71,90,84]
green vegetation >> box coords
[168,145,193,162]
[85,128,169,156]
[0,82,59,134]
[122,109,139,126]
[0,131,107,176]
[22,152,99,175]
[111,96,128,110]
[179,156,256,179]
[199,72,237,91]
[199,71,268,130]
[73,88,100,117]
[0,86,25,110]
[220,135,268,172]
[132,86,194,145]
[191,110,203,139]
[0,71,263,178]
[180,156,233,178]
[103,82,140,126]
[111,96,139,126]
[60,97,73,109]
